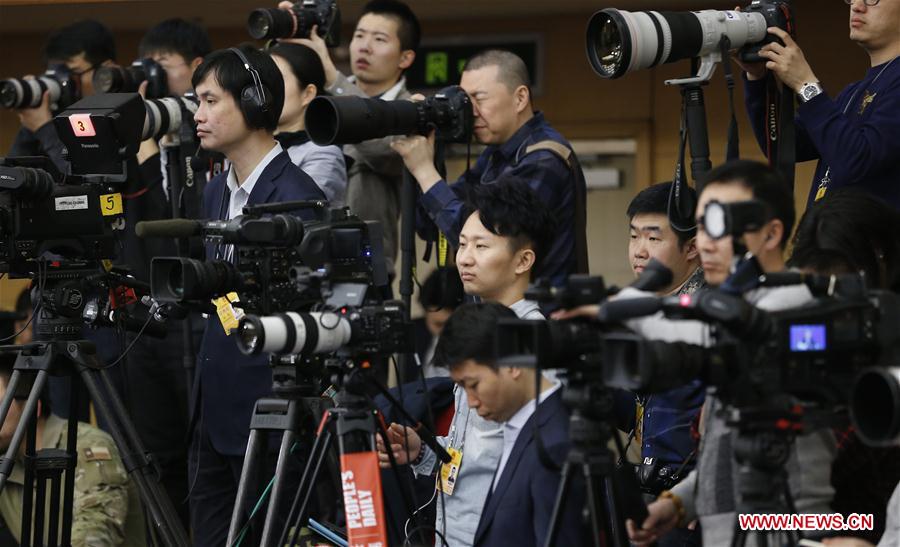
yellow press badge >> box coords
[437,447,463,495]
[815,185,827,202]
[213,292,244,334]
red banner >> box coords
[340,451,388,547]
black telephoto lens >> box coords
[306,96,420,145]
[247,8,297,40]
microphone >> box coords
[136,219,202,239]
[631,258,674,292]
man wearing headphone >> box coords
[188,45,325,546]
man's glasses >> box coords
[844,0,881,6]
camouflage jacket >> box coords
[0,415,147,546]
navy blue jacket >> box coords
[417,112,587,286]
[745,59,900,209]
[193,149,325,455]
[473,390,587,547]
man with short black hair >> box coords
[432,302,584,547]
[8,19,116,172]
[376,178,553,546]
[139,18,211,97]
[290,0,420,276]
[393,48,587,286]
[188,45,326,547]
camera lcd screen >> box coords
[789,324,827,352]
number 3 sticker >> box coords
[100,193,123,216]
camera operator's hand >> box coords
[17,88,53,133]
[758,27,818,93]
[376,423,422,468]
[626,497,680,546]
[282,20,339,88]
[551,305,600,321]
[391,130,442,193]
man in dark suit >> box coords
[187,45,325,547]
[432,302,586,547]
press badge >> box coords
[437,447,463,496]
[213,292,245,334]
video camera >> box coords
[0,93,144,277]
[305,85,474,145]
[247,0,341,46]
[598,275,900,445]
[144,205,388,315]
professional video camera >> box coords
[142,92,199,141]
[94,58,168,98]
[247,0,340,45]
[144,205,388,315]
[305,85,473,145]
[0,64,79,110]
[0,93,144,277]
[598,275,900,444]
[585,0,794,82]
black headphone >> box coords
[228,47,272,130]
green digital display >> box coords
[405,36,541,94]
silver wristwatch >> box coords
[798,81,824,103]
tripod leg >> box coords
[0,370,47,494]
[61,367,79,547]
[79,367,190,547]
[0,369,22,434]
[601,474,628,547]
[48,474,61,547]
[260,429,299,547]
[227,429,267,545]
[285,429,334,547]
[543,461,574,547]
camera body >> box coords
[94,58,169,98]
[0,64,79,110]
[739,0,795,63]
[150,207,387,316]
[247,0,341,46]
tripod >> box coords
[226,354,339,547]
[544,376,648,547]
[728,405,803,547]
[0,337,189,546]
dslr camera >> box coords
[247,0,341,46]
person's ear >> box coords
[300,84,318,109]
[763,219,784,251]
[514,84,530,114]
[684,236,700,262]
[508,367,522,380]
[515,248,536,276]
[190,56,203,73]
[398,49,415,71]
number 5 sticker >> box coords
[100,193,123,216]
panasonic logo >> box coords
[80,144,100,149]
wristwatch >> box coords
[798,81,824,103]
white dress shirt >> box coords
[222,143,282,260]
[491,382,562,492]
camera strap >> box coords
[764,74,797,193]
[517,140,589,274]
[720,37,740,163]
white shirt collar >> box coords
[226,143,283,197]
[505,382,561,432]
